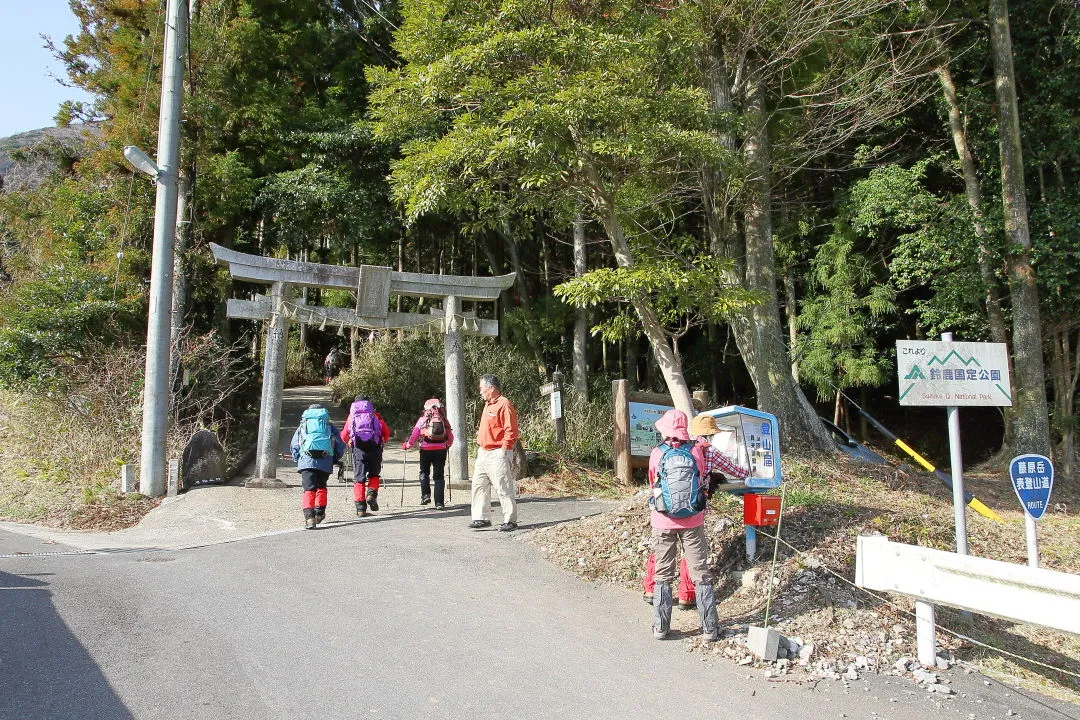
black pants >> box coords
[418,448,447,505]
[351,440,383,481]
[300,468,330,491]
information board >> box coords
[896,340,1012,407]
[628,401,671,456]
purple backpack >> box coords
[349,400,381,444]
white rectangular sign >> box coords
[550,391,562,420]
[896,340,1012,407]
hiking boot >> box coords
[652,583,672,640]
[366,489,379,512]
[642,592,654,605]
[314,507,326,525]
[420,495,431,505]
[435,504,445,511]
[497,522,518,532]
[355,500,368,517]
[468,519,491,529]
[697,582,720,641]
[304,517,317,530]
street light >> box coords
[123,145,161,179]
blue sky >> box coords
[0,1,96,137]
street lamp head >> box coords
[123,145,160,178]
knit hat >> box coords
[690,414,720,437]
[424,398,442,410]
[654,409,690,442]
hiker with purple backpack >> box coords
[402,398,455,510]
[339,395,392,516]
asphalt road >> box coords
[2,502,1077,720]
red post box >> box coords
[744,493,782,526]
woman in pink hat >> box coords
[647,408,720,641]
[402,398,455,509]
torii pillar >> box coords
[443,295,467,489]
[249,281,290,488]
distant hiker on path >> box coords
[324,347,341,384]
[402,398,455,510]
[287,404,347,530]
[647,409,721,642]
[468,374,520,532]
[340,395,392,516]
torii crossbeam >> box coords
[209,243,516,488]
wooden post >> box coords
[613,379,631,484]
[553,370,566,447]
[249,281,290,488]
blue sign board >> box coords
[1009,454,1053,520]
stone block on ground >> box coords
[747,625,780,661]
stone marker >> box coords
[181,429,227,490]
[748,625,780,661]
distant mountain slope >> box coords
[0,124,103,192]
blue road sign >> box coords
[1009,454,1053,520]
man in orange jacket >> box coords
[468,374,520,532]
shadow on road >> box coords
[0,570,134,720]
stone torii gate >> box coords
[209,243,516,490]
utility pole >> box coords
[138,0,187,496]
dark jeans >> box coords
[419,448,447,505]
[351,440,383,482]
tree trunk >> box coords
[989,0,1052,457]
[588,185,694,417]
[572,213,589,398]
[937,47,1015,448]
[1048,325,1078,479]
[784,264,799,380]
[702,50,834,453]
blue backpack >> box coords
[651,442,705,518]
[299,408,333,458]
[349,400,382,444]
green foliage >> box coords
[555,254,759,342]
[0,266,143,390]
[519,387,614,468]
[797,226,896,400]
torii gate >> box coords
[209,243,516,490]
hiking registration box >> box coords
[700,406,782,491]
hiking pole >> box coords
[401,448,407,505]
[447,460,452,503]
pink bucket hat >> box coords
[424,398,442,410]
[654,409,690,442]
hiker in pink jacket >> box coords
[647,409,720,641]
[402,398,454,510]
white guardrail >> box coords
[855,534,1080,665]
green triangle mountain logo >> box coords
[904,365,926,380]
